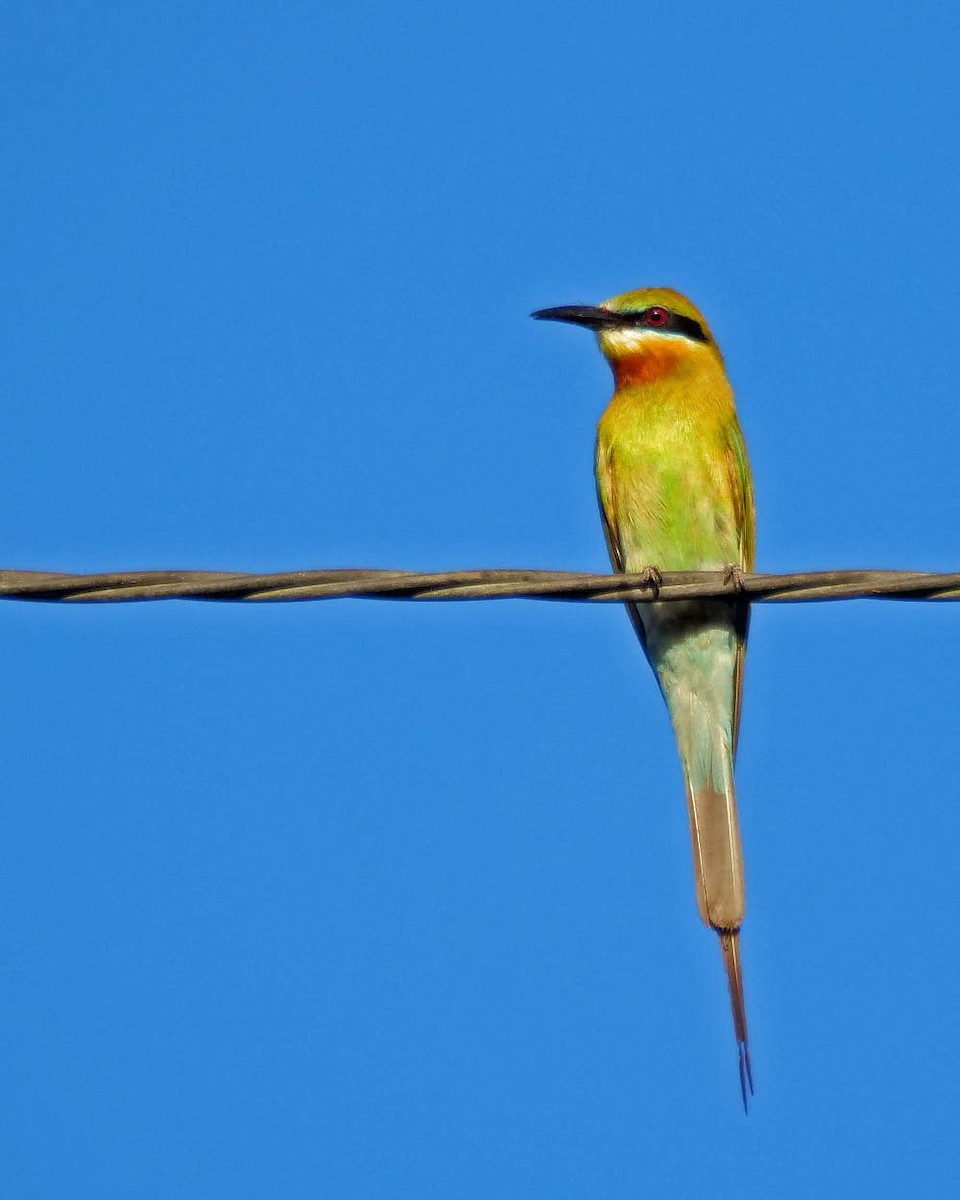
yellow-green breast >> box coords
[596,361,753,573]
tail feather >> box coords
[720,930,753,1112]
[684,775,752,1110]
[684,780,745,930]
[642,603,753,1107]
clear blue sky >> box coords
[3,3,959,1195]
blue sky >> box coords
[3,3,959,1195]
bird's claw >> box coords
[639,564,663,598]
[723,564,747,593]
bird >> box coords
[532,287,756,1109]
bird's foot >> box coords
[637,564,663,598]
[723,563,747,593]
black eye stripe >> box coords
[621,308,708,343]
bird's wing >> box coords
[595,440,650,658]
[722,417,756,754]
[724,416,755,573]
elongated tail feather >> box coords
[684,778,745,930]
[685,758,753,1110]
[720,931,753,1112]
[646,602,752,1106]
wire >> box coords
[0,566,958,604]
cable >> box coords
[0,566,957,603]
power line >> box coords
[0,566,958,604]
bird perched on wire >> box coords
[532,287,756,1110]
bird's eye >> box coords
[645,307,668,327]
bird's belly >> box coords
[612,454,741,573]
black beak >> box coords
[530,305,622,330]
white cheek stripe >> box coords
[598,327,707,355]
[599,328,660,354]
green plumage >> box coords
[533,285,757,1107]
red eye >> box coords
[645,306,668,327]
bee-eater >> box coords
[532,288,756,1108]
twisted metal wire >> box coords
[0,566,958,603]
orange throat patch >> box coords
[611,340,688,388]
